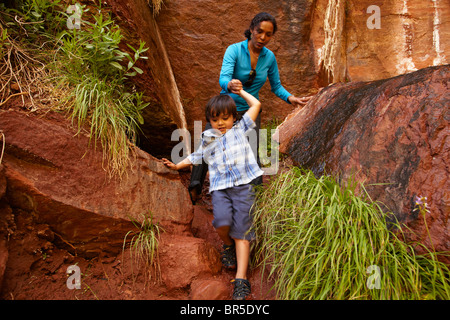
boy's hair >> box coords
[205,94,237,122]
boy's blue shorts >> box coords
[211,184,256,241]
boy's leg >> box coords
[228,184,257,299]
[211,189,236,269]
[234,238,250,279]
[228,184,256,241]
[216,225,233,246]
[232,238,252,300]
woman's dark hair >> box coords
[205,94,237,122]
[244,12,277,40]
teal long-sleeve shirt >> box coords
[219,39,292,112]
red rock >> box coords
[154,0,449,129]
[158,234,221,289]
[189,278,229,300]
[0,164,5,200]
[0,239,7,291]
[311,0,450,84]
[278,65,449,259]
[191,206,222,250]
[0,109,193,257]
[103,0,449,151]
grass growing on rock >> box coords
[56,4,149,177]
[252,167,450,300]
[1,0,150,178]
[123,213,162,284]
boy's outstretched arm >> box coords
[238,89,261,122]
[162,157,192,171]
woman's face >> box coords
[250,21,274,50]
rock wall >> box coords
[99,0,449,154]
[278,65,449,257]
[103,0,187,158]
[312,0,450,84]
[108,0,187,132]
[153,0,449,132]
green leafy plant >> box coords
[19,0,65,34]
[0,0,62,108]
[253,167,450,299]
[56,6,149,177]
[123,213,162,283]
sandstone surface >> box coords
[278,64,449,257]
[159,234,221,290]
[0,109,193,257]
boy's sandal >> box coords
[221,243,236,269]
[231,278,251,300]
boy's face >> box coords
[210,112,236,134]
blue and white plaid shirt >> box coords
[187,113,263,192]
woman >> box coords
[189,12,310,203]
[220,12,308,109]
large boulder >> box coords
[159,234,221,290]
[278,65,449,256]
[0,109,193,257]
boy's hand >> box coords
[162,158,178,170]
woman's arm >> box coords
[268,52,312,108]
[267,53,291,102]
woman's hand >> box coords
[288,95,313,108]
[227,79,243,94]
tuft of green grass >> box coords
[0,0,64,109]
[252,167,450,300]
[123,212,162,283]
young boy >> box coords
[162,89,263,300]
